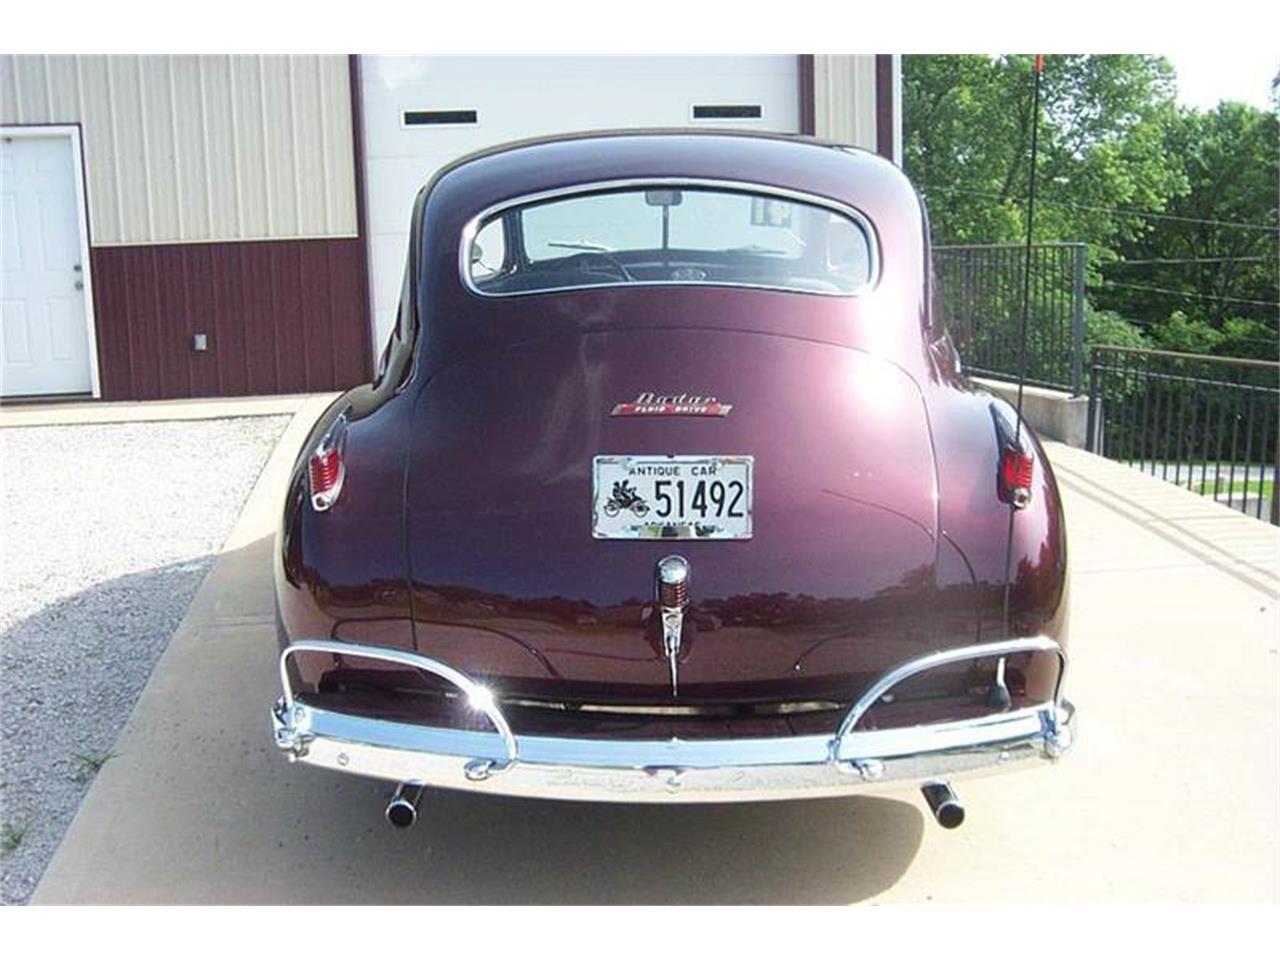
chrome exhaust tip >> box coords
[921,781,965,829]
[385,782,425,829]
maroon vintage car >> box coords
[271,130,1074,830]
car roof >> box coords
[438,127,864,172]
[403,130,933,379]
[419,129,917,224]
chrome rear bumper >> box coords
[271,637,1074,803]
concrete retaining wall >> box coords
[973,377,1089,449]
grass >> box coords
[1193,478,1275,501]
[1,821,28,855]
[72,750,116,783]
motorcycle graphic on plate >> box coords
[603,480,650,518]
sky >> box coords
[1167,53,1277,111]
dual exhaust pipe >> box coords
[386,779,965,831]
[385,782,425,829]
[921,781,965,829]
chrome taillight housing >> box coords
[308,411,349,512]
[990,402,1034,509]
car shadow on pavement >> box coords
[281,770,926,904]
[24,537,926,905]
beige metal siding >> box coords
[0,55,357,245]
[812,55,878,151]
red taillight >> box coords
[990,402,1034,509]
[998,448,1029,499]
[308,413,348,511]
[309,447,342,508]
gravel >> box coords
[0,415,289,904]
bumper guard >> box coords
[271,637,1074,803]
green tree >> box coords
[1084,306,1148,351]
[907,55,1279,362]
[1095,102,1279,360]
[1148,309,1224,354]
[904,55,1186,250]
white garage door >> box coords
[359,56,800,352]
[1,129,96,398]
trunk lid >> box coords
[404,328,964,704]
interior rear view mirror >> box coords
[644,189,683,207]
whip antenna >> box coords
[1000,54,1044,646]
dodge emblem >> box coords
[611,392,732,417]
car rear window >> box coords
[465,184,875,297]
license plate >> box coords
[592,455,753,540]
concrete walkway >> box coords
[29,436,1280,903]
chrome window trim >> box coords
[457,177,882,300]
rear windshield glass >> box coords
[465,185,874,297]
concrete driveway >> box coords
[29,414,1280,903]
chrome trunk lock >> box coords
[655,555,690,697]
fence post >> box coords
[1072,243,1086,396]
[1085,347,1101,453]
[1271,429,1279,527]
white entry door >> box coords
[1,130,95,397]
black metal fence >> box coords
[1086,345,1280,524]
[933,242,1086,393]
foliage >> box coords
[1083,306,1148,350]
[1,820,27,854]
[1095,102,1279,358]
[1218,317,1280,361]
[72,750,116,783]
[904,55,1186,250]
[906,55,1280,364]
[1149,310,1225,354]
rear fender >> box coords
[274,388,417,678]
[925,385,1069,652]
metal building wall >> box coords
[1,54,898,401]
[0,55,370,400]
[0,55,357,244]
[811,55,880,153]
